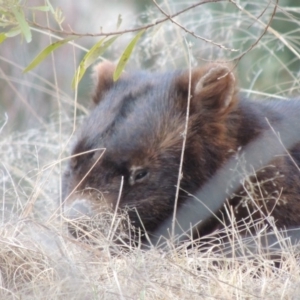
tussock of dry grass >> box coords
[1,126,300,300]
[1,218,300,299]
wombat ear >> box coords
[194,64,236,114]
[92,61,116,104]
[176,64,237,116]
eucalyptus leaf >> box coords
[72,35,119,89]
[12,7,32,43]
[113,29,145,81]
[24,37,77,72]
[5,27,21,37]
[0,33,6,44]
[28,6,51,12]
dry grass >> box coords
[1,127,300,299]
[1,220,300,299]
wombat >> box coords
[62,61,300,246]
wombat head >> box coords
[63,62,238,243]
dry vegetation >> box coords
[1,0,300,299]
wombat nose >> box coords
[64,199,93,220]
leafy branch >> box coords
[0,0,279,88]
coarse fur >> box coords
[63,61,300,243]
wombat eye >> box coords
[134,169,148,182]
[70,151,94,170]
[129,168,149,185]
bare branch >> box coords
[29,0,226,38]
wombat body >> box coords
[63,62,300,244]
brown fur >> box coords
[63,62,300,243]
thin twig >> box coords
[152,0,237,51]
[230,0,280,64]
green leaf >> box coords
[28,6,51,12]
[12,7,32,43]
[72,38,105,89]
[0,33,6,44]
[24,37,77,73]
[113,29,145,81]
[72,35,119,89]
[5,27,21,37]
